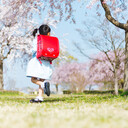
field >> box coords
[0,92,128,128]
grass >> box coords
[0,91,128,128]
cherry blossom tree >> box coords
[0,0,79,89]
[76,14,125,95]
[2,0,127,93]
[51,62,88,93]
[88,50,124,94]
[87,0,128,91]
[52,53,77,93]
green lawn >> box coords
[0,92,128,128]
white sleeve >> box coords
[32,38,37,53]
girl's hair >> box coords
[39,24,51,35]
[32,24,51,37]
[32,28,38,37]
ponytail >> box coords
[32,28,38,37]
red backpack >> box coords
[36,35,59,64]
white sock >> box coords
[36,96,43,101]
[41,81,45,88]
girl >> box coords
[26,24,53,103]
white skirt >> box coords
[26,57,53,80]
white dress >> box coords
[26,38,53,80]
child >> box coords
[26,24,53,103]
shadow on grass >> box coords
[43,95,118,103]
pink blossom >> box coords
[88,50,124,86]
[51,62,88,92]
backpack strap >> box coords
[50,61,52,64]
[38,58,42,64]
[38,58,52,65]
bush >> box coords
[63,90,71,94]
[63,90,123,95]
[0,90,22,95]
[120,90,128,96]
[118,89,123,94]
[83,90,123,95]
[83,90,114,94]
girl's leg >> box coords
[31,77,44,86]
[31,77,44,97]
[40,78,50,96]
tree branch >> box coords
[2,48,12,60]
[73,42,102,62]
[100,0,128,30]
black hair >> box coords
[39,24,51,35]
[32,28,38,37]
[32,24,51,37]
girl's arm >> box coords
[32,38,37,57]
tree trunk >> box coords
[0,60,3,90]
[114,69,118,95]
[124,30,128,91]
[89,85,92,91]
[55,84,58,93]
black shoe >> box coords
[44,82,50,96]
[30,98,43,103]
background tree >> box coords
[51,62,88,93]
[2,0,127,92]
[52,45,77,93]
[76,17,125,95]
[0,0,79,90]
[53,43,77,66]
[88,51,124,93]
[88,0,128,91]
